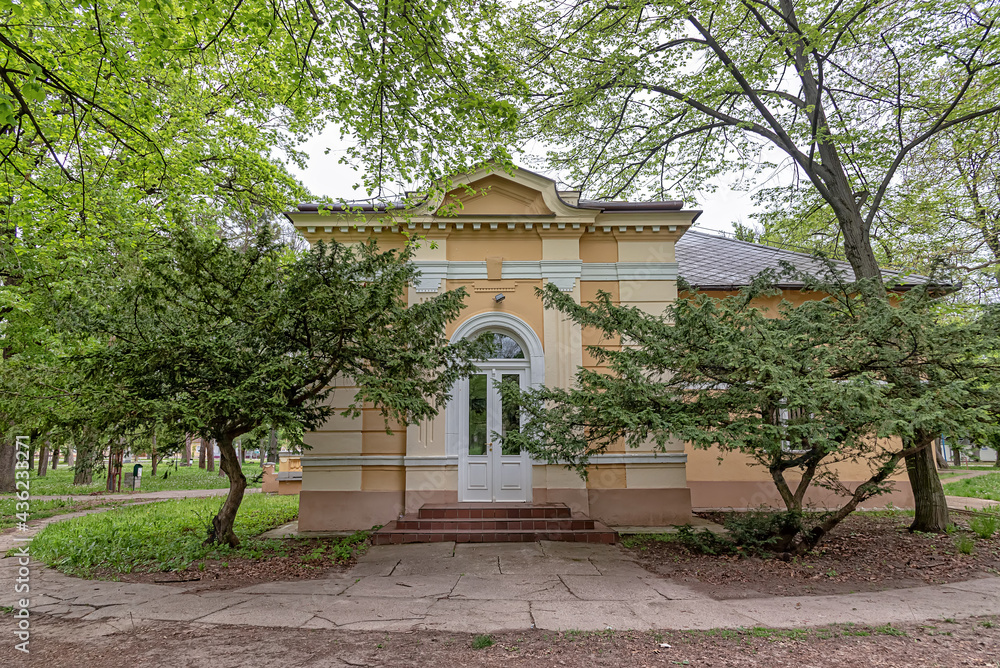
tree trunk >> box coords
[51,445,58,470]
[207,440,215,472]
[205,432,247,548]
[267,428,278,465]
[37,442,48,477]
[907,435,950,532]
[27,441,35,471]
[183,434,192,466]
[199,439,206,469]
[150,431,157,476]
[65,448,73,465]
[73,452,93,485]
[240,440,246,463]
[0,439,16,493]
[106,449,116,492]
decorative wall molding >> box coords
[411,260,678,293]
[301,456,405,468]
[580,262,678,281]
[588,453,687,465]
[301,452,687,468]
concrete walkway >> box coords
[3,493,999,634]
[947,495,999,512]
[5,539,1000,633]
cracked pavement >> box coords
[5,533,1000,632]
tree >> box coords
[754,112,1000,307]
[0,0,523,493]
[498,0,1000,530]
[60,227,485,547]
[502,278,1000,552]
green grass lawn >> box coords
[3,459,265,497]
[28,494,299,576]
[0,497,133,530]
[942,472,1000,501]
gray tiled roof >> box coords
[675,230,930,290]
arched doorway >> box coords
[448,314,544,502]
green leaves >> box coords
[64,226,478,445]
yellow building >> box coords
[285,165,915,531]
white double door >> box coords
[458,364,531,502]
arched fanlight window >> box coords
[486,332,525,359]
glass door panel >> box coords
[468,374,488,456]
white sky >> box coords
[284,131,754,235]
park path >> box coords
[942,467,998,482]
[2,492,999,634]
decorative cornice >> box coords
[289,216,695,235]
[300,452,687,468]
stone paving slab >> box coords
[559,574,666,601]
[450,574,576,601]
[537,540,620,559]
[367,543,456,560]
[346,558,400,577]
[640,579,705,600]
[590,561,650,577]
[455,542,544,559]
[392,554,501,577]
[310,597,437,630]
[343,574,459,599]
[421,599,534,632]
[531,599,657,631]
[58,581,176,608]
[499,555,602,576]
[233,579,352,596]
[82,593,251,622]
[195,598,317,628]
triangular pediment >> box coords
[438,174,554,216]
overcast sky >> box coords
[284,132,756,236]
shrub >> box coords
[722,510,802,556]
[955,535,975,555]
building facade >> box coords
[286,165,915,531]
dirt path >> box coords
[3,615,997,667]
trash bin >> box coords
[132,463,143,491]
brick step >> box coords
[392,517,597,531]
[417,503,573,520]
[371,522,617,545]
